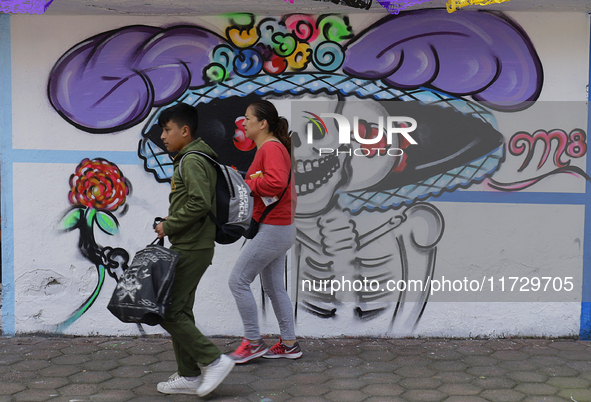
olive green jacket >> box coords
[163,138,217,250]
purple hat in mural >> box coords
[48,10,543,212]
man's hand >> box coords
[154,222,166,239]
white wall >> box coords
[5,10,590,337]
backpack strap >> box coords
[258,171,292,224]
[177,151,220,227]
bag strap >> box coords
[152,218,166,246]
[258,171,292,224]
[177,151,220,227]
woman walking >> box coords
[228,100,301,363]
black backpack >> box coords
[179,151,254,244]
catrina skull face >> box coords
[287,95,401,216]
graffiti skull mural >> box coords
[47,9,545,333]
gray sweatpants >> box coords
[228,223,296,341]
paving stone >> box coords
[471,377,516,390]
[491,350,529,361]
[498,360,538,371]
[10,360,51,371]
[90,350,130,360]
[365,397,406,402]
[479,389,526,402]
[248,378,294,391]
[285,397,328,402]
[51,355,90,365]
[557,389,591,402]
[325,378,367,390]
[246,390,291,401]
[154,350,176,361]
[109,366,153,379]
[69,370,112,384]
[249,366,293,379]
[35,340,72,350]
[97,340,137,350]
[145,361,177,373]
[432,372,475,383]
[401,389,447,402]
[285,383,330,397]
[514,383,559,395]
[359,350,397,362]
[426,350,464,360]
[25,377,70,389]
[528,356,567,367]
[557,350,591,361]
[548,341,589,351]
[323,366,368,379]
[117,355,159,366]
[58,383,100,395]
[393,356,431,367]
[428,360,468,372]
[22,349,63,360]
[324,355,365,367]
[466,365,508,377]
[456,346,494,356]
[361,360,400,373]
[541,365,580,377]
[398,378,443,390]
[547,376,590,388]
[359,372,402,384]
[522,398,566,402]
[507,371,548,383]
[287,360,329,373]
[0,344,35,355]
[461,355,499,366]
[39,365,81,377]
[394,366,437,378]
[566,360,591,371]
[12,389,60,401]
[437,383,483,395]
[62,345,101,355]
[88,389,135,401]
[0,382,27,395]
[0,370,39,382]
[82,360,121,371]
[361,383,405,396]
[126,344,168,355]
[0,354,24,365]
[324,390,367,401]
[102,377,144,390]
[224,372,261,385]
[444,397,488,402]
[520,346,559,356]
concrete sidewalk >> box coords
[0,336,591,402]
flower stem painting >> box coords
[57,158,132,331]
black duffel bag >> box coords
[107,237,179,326]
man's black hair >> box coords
[158,103,199,139]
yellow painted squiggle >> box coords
[447,0,511,13]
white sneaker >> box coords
[157,372,201,394]
[197,354,235,397]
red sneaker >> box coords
[229,338,268,364]
[262,339,303,359]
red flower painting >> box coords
[68,158,130,211]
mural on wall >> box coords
[48,9,555,332]
[57,158,131,331]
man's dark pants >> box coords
[160,247,221,377]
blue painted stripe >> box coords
[431,190,589,206]
[0,14,14,336]
[580,15,591,340]
[11,150,141,166]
